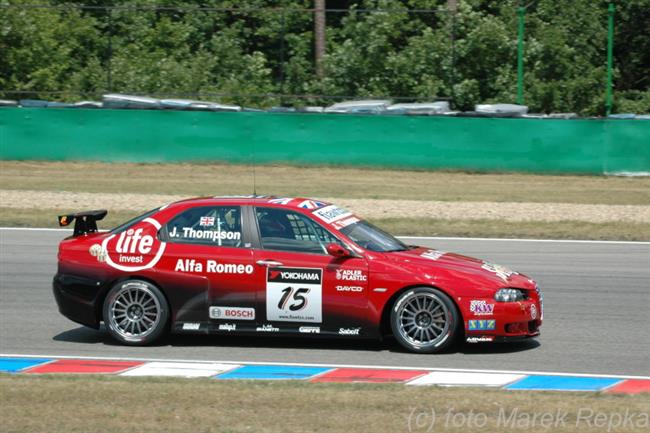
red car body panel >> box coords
[53,197,542,344]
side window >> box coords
[164,206,243,248]
[255,207,341,254]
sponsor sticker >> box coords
[174,259,254,274]
[266,267,323,323]
[339,327,361,336]
[481,262,517,281]
[312,205,352,224]
[218,323,237,332]
[336,285,363,292]
[209,306,255,321]
[256,324,280,332]
[299,326,320,334]
[530,304,538,320]
[336,269,367,282]
[466,336,495,343]
[89,244,107,263]
[331,216,360,230]
[101,218,166,272]
[421,250,446,261]
[182,322,200,331]
[469,300,495,316]
[467,319,496,331]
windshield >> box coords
[339,220,408,252]
[111,207,160,234]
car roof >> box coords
[164,196,333,211]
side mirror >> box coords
[326,243,350,258]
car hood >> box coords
[377,247,534,290]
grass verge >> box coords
[2,207,650,241]
[378,217,650,241]
[2,161,649,239]
[1,374,648,433]
[2,161,650,204]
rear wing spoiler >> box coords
[58,210,108,236]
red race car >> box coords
[54,196,542,353]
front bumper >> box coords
[53,273,108,329]
[463,297,542,341]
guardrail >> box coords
[1,108,648,175]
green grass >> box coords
[1,374,648,433]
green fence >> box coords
[1,108,648,175]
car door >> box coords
[157,205,261,332]
[251,206,370,336]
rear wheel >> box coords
[390,287,461,354]
[103,279,169,345]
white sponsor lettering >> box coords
[116,228,153,254]
[209,306,255,320]
[482,262,517,281]
[338,327,361,335]
[218,323,237,332]
[169,226,241,242]
[102,218,166,272]
[332,216,360,230]
[256,324,280,332]
[530,304,538,320]
[175,258,203,272]
[336,285,363,292]
[174,259,253,274]
[299,326,320,334]
[206,260,254,275]
[466,336,495,343]
[313,205,352,223]
[182,322,200,330]
[336,269,367,282]
[276,271,319,281]
[421,249,446,261]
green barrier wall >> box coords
[1,108,648,174]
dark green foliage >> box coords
[0,0,647,114]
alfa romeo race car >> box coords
[53,196,542,353]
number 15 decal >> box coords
[278,287,311,311]
[266,267,322,323]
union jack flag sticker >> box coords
[200,216,215,226]
[297,200,326,210]
[268,198,293,205]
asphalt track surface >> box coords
[1,229,648,376]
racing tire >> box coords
[390,287,461,354]
[103,279,169,346]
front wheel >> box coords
[390,287,461,354]
[103,279,169,345]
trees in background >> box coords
[1,0,648,114]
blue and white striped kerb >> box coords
[1,355,647,394]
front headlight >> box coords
[494,288,525,302]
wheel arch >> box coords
[95,275,173,326]
[379,283,464,338]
